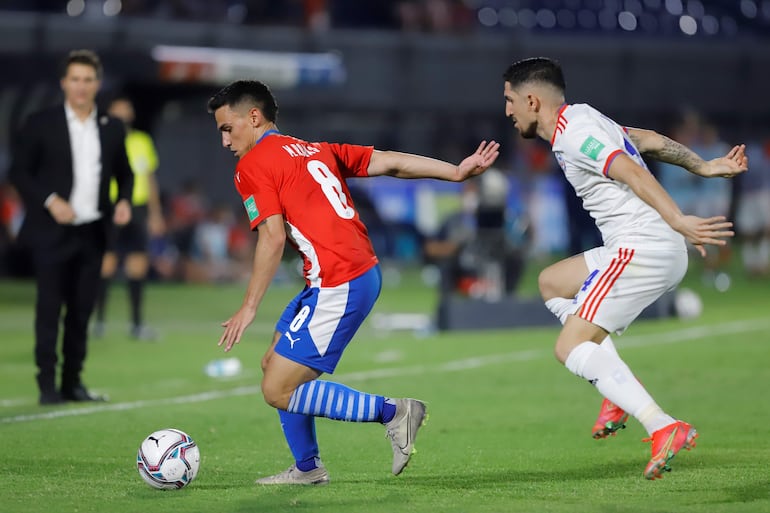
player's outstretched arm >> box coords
[367,140,500,181]
[626,127,747,178]
[700,144,749,177]
[608,153,734,257]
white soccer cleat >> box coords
[255,463,330,486]
[385,398,427,475]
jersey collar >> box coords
[549,103,569,146]
[256,129,281,145]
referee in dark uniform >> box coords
[9,50,133,405]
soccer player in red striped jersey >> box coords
[207,80,499,485]
[503,57,747,480]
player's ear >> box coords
[528,94,540,112]
[249,107,262,126]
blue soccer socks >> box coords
[287,380,389,423]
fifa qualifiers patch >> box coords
[243,195,259,222]
[580,136,605,160]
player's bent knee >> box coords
[538,268,558,300]
[554,332,582,364]
[553,344,570,365]
[260,379,291,410]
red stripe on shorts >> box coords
[578,248,635,322]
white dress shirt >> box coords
[65,102,102,224]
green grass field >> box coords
[1,260,769,513]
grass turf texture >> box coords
[1,258,768,513]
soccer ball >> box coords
[674,288,703,320]
[137,428,200,490]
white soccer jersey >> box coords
[551,103,685,252]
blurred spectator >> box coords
[423,179,478,295]
[181,203,252,283]
[397,0,473,33]
[655,112,738,289]
[692,122,734,289]
[562,172,602,255]
[0,181,23,241]
[3,0,769,37]
[736,137,770,277]
[514,138,567,256]
[187,203,235,282]
[348,182,391,258]
[167,179,207,281]
[0,181,27,276]
[227,212,255,277]
[655,110,702,215]
[423,169,526,299]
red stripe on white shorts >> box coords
[578,248,635,322]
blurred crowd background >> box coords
[1,0,769,292]
[6,0,770,35]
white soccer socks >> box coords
[565,341,675,435]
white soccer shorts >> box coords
[570,246,688,334]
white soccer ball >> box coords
[674,288,703,320]
[137,428,200,490]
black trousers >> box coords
[33,222,104,392]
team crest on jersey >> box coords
[554,152,566,171]
[243,195,259,222]
[580,136,605,160]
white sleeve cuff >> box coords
[44,193,57,208]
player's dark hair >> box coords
[207,80,279,122]
[502,57,565,93]
[60,49,103,80]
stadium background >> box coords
[1,1,768,266]
[1,3,770,512]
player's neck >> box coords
[537,102,566,143]
[255,123,278,142]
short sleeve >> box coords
[234,161,282,230]
[327,143,375,179]
[560,125,625,177]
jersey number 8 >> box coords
[306,160,355,219]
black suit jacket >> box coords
[9,104,133,250]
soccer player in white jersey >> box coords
[502,57,748,480]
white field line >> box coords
[0,317,277,334]
[1,318,768,425]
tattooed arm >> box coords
[626,127,748,178]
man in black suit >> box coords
[9,49,133,405]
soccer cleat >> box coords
[255,463,330,486]
[642,420,698,480]
[592,398,629,439]
[385,398,427,475]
